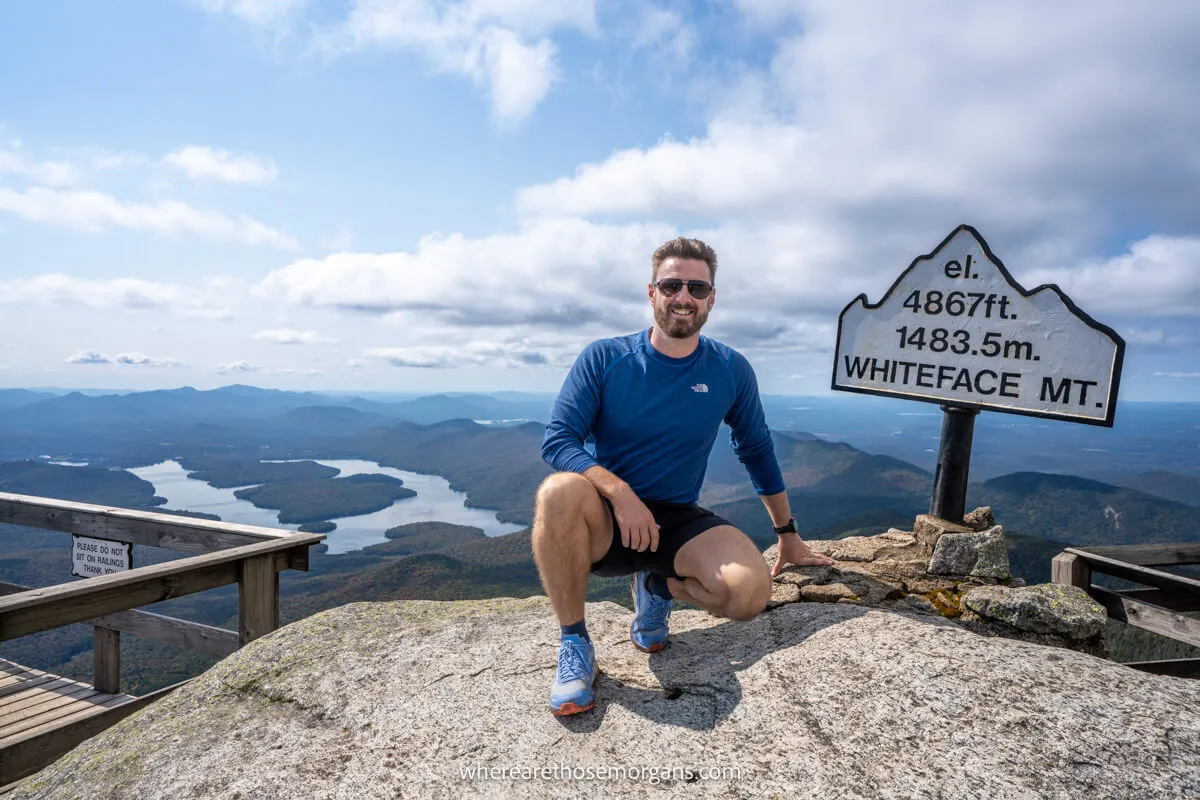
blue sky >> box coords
[1,0,1198,400]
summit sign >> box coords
[832,225,1124,426]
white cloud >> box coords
[732,0,804,28]
[1153,372,1200,379]
[473,28,557,125]
[518,2,1200,239]
[630,7,696,65]
[217,360,260,374]
[0,147,76,186]
[66,351,182,367]
[330,1,595,124]
[257,217,669,326]
[20,2,1200,391]
[366,339,551,369]
[0,142,152,185]
[90,151,146,171]
[197,0,308,25]
[204,0,597,124]
[164,145,279,184]
[0,274,234,319]
[498,0,1200,343]
[254,328,335,344]
[114,353,183,368]
[516,122,811,219]
[1023,235,1200,317]
[255,215,847,361]
[0,186,296,247]
[1123,328,1166,345]
[66,350,109,365]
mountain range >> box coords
[0,385,1197,693]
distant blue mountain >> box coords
[0,389,55,412]
[0,386,552,435]
[970,471,1200,546]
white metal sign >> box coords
[71,535,132,578]
[832,225,1124,426]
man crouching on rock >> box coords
[534,236,834,716]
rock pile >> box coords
[765,507,1107,655]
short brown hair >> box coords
[651,237,718,283]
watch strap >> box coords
[774,518,797,535]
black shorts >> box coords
[590,498,732,580]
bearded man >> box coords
[534,236,833,716]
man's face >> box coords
[649,257,715,339]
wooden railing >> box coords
[1052,543,1200,678]
[0,491,325,783]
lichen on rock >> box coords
[963,583,1107,639]
[928,525,1010,579]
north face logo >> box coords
[691,383,709,393]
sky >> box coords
[1,0,1198,400]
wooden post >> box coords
[93,626,120,694]
[238,554,279,646]
[1051,552,1090,589]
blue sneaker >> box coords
[630,571,672,652]
[549,634,598,716]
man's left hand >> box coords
[771,532,834,576]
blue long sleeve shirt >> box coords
[542,328,785,504]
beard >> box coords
[654,301,709,339]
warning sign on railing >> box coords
[71,534,132,578]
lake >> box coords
[128,459,526,554]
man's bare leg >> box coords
[533,473,614,715]
[666,526,772,621]
[531,472,613,626]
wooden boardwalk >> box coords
[0,658,134,760]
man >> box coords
[534,236,834,716]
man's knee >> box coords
[536,472,591,511]
[720,563,772,621]
[533,473,612,563]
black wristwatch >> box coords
[774,518,798,535]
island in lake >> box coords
[180,458,338,488]
[234,474,416,524]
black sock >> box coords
[646,572,672,599]
[560,619,589,641]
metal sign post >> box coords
[831,224,1125,523]
[929,405,978,521]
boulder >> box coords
[963,506,996,531]
[912,514,973,549]
[768,559,833,588]
[764,547,921,606]
[928,525,1010,579]
[963,583,1108,639]
[824,529,925,562]
[15,597,1200,800]
[767,581,801,608]
[799,582,859,602]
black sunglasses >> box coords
[654,278,713,300]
